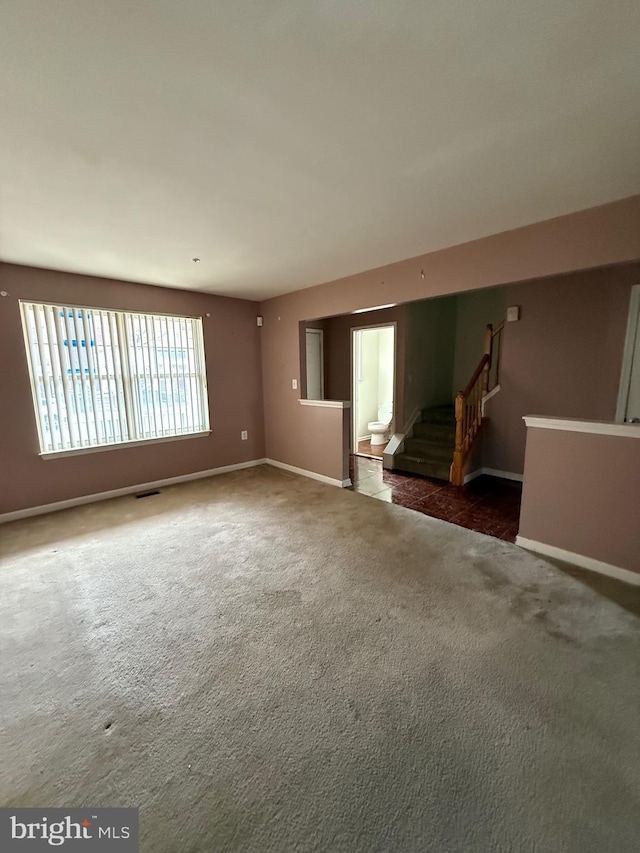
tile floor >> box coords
[348,455,521,542]
[356,438,384,459]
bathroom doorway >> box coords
[351,324,396,459]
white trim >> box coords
[516,536,640,587]
[299,399,351,409]
[41,430,211,459]
[357,434,372,442]
[266,458,349,488]
[616,285,640,422]
[381,405,424,470]
[523,415,640,438]
[0,459,268,524]
[352,303,397,314]
[463,469,484,484]
[383,432,405,468]
[481,383,501,414]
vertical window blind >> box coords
[20,301,210,455]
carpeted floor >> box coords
[1,466,639,852]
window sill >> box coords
[40,430,211,459]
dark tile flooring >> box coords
[348,455,521,542]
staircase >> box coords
[394,405,456,481]
[392,321,504,485]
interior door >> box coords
[618,286,640,423]
[305,329,324,400]
[624,307,640,422]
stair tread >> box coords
[396,451,451,464]
[399,454,453,464]
[413,426,455,436]
[403,446,453,462]
[404,435,454,452]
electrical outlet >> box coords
[292,379,298,390]
[241,430,248,440]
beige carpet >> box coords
[1,466,639,852]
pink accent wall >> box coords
[519,427,640,574]
[0,263,265,515]
[277,405,350,481]
[260,195,640,481]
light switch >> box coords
[241,430,248,440]
[292,379,298,390]
[507,305,520,322]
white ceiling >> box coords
[1,1,639,301]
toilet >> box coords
[368,402,393,446]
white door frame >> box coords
[305,328,324,400]
[615,284,640,422]
[350,322,397,453]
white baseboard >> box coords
[357,435,372,443]
[383,433,404,469]
[481,384,501,414]
[516,536,640,587]
[266,458,350,488]
[464,467,523,484]
[0,459,268,524]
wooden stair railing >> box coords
[450,321,504,486]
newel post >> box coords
[484,323,493,355]
[451,391,465,486]
[482,323,493,395]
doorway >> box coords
[351,324,395,459]
[305,328,324,400]
[616,285,640,423]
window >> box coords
[20,301,210,455]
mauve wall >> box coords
[0,263,265,515]
[519,427,640,574]
[483,265,639,474]
[452,286,507,395]
[260,196,640,481]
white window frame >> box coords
[20,301,211,458]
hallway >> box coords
[348,455,521,542]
